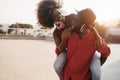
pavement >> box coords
[0,40,120,80]
[102,59,120,80]
[101,44,120,80]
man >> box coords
[61,9,111,80]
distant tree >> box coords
[0,24,2,27]
[8,24,14,34]
[0,24,6,34]
[0,29,5,34]
[18,23,33,28]
[8,22,33,28]
[8,22,33,33]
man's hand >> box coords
[87,26,103,50]
[94,37,103,50]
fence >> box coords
[0,28,53,41]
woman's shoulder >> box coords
[64,13,76,28]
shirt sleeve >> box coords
[97,39,111,58]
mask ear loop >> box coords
[75,9,85,33]
[80,24,85,33]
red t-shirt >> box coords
[62,30,110,80]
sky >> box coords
[0,0,120,25]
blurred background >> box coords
[0,0,120,80]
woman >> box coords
[37,0,102,80]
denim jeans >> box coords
[53,52,66,80]
[54,51,101,80]
[90,51,101,80]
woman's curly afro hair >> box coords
[37,0,62,28]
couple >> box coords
[36,0,111,80]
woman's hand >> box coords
[62,29,71,41]
[57,29,71,52]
